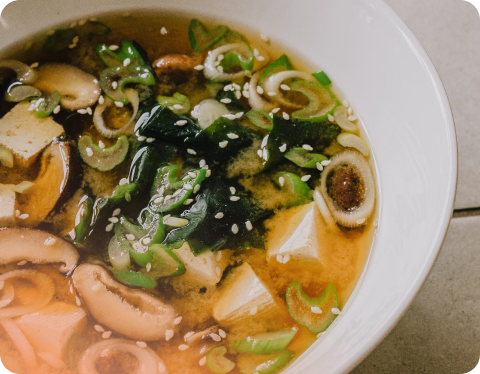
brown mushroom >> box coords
[153,54,203,84]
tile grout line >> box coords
[452,207,480,218]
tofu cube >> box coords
[213,263,277,323]
[15,302,86,358]
[0,102,64,167]
[0,184,15,227]
[266,202,323,264]
[173,243,232,287]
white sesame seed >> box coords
[136,341,147,348]
[348,115,358,121]
[108,217,119,223]
[263,148,268,161]
[260,33,270,42]
[215,251,223,261]
[261,135,269,148]
[146,138,156,143]
[231,224,239,234]
[347,107,353,115]
[194,64,204,71]
[98,95,105,105]
[227,133,239,140]
[115,101,124,107]
[311,306,323,314]
[215,267,221,277]
[109,45,119,51]
[257,149,263,157]
[220,98,232,104]
[242,90,250,98]
[282,254,291,264]
[184,199,194,205]
[164,195,172,202]
[173,104,183,110]
[44,237,57,246]
[94,325,105,332]
[279,144,287,153]
[141,73,149,79]
[46,29,55,36]
[199,357,207,366]
[17,260,27,266]
[278,177,285,187]
[280,84,290,91]
[30,62,39,68]
[102,331,112,339]
[86,147,93,157]
[219,141,228,148]
[301,175,312,182]
[15,210,20,218]
[174,316,183,325]
[165,330,174,341]
[112,81,118,90]
[215,212,224,219]
[175,120,188,126]
[282,112,290,120]
[256,85,264,95]
[210,333,222,342]
[230,196,240,201]
[72,36,79,44]
[230,187,236,195]
[236,91,242,100]
[194,184,201,193]
[119,178,128,185]
[316,162,324,171]
[328,114,335,122]
[197,160,205,169]
[186,172,195,178]
[222,114,236,120]
[18,214,29,220]
[342,100,350,107]
[68,43,77,49]
[70,21,78,28]
[146,263,152,272]
[86,107,93,115]
[126,234,135,241]
[105,223,114,232]
[143,238,151,245]
[218,329,227,339]
[77,109,87,114]
[113,208,121,216]
[245,221,253,231]
[78,19,87,26]
[321,160,331,166]
[160,27,168,35]
[235,111,244,119]
[187,149,197,155]
[53,105,61,114]
[124,58,131,67]
[206,170,212,177]
[276,254,283,263]
[302,144,313,151]
[184,184,193,191]
[178,344,189,351]
[232,83,241,90]
[158,186,165,195]
[98,140,105,149]
[331,308,341,315]
[356,218,366,225]
[250,307,258,315]
[267,91,277,96]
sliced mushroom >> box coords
[73,264,176,341]
[185,325,223,356]
[34,63,101,110]
[0,60,38,84]
[78,339,168,374]
[153,54,203,84]
[19,139,78,228]
[0,228,79,273]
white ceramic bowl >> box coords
[0,0,456,373]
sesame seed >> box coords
[199,159,206,168]
[316,162,324,171]
[137,136,147,143]
[184,184,193,191]
[143,238,151,245]
[165,330,174,341]
[235,111,244,119]
[187,149,197,155]
[174,316,183,325]
[210,333,221,342]
[283,254,291,263]
[119,178,128,185]
[178,344,189,351]
[175,120,188,126]
[98,140,105,149]
[220,98,232,104]
[257,55,265,61]
[257,149,263,157]
[331,308,341,315]
[263,148,268,161]
[146,263,152,272]
[173,104,183,110]
[227,133,239,139]
[282,112,290,120]
[70,21,78,28]
[184,199,194,205]
[348,107,353,115]
[215,212,224,219]
[18,214,29,220]
[17,260,27,266]
[301,175,312,182]
[279,177,285,186]
[348,115,358,121]
[218,329,227,338]
[224,84,233,91]
[280,84,290,91]
[112,81,118,90]
[136,341,147,348]
[356,218,366,225]
[245,70,252,78]
[276,254,283,263]
[256,86,264,95]
[53,105,61,114]
[46,29,55,36]
[123,58,131,67]
[115,101,124,107]
[158,186,165,195]
[217,66,224,73]
[279,144,287,153]
[75,296,81,306]
[77,109,87,114]
[230,196,240,201]
[78,19,86,26]
[86,147,93,157]
[44,237,56,246]
[261,135,269,148]
[250,307,258,315]
[102,331,112,339]
[105,223,114,232]
[109,45,119,50]
[68,43,77,49]
[230,187,236,195]
[108,217,119,223]
[215,251,223,261]
[311,306,323,314]
[30,62,39,68]
[219,141,228,148]
[321,160,331,166]
[236,91,242,100]
[72,36,79,44]
[342,100,350,107]
[160,27,168,35]
[232,83,241,90]
[199,357,207,366]
[260,33,270,42]
[187,172,196,178]
[302,144,313,151]
[222,114,236,120]
[245,221,253,231]
[87,107,93,115]
[242,90,250,98]
[112,208,121,217]
[328,114,335,122]
[164,195,172,202]
[206,170,211,177]
[231,224,239,234]
[126,234,135,241]
[15,210,20,217]
[146,138,156,143]
[194,184,201,193]
[94,325,105,332]
[215,267,221,277]
[194,64,204,71]
[141,73,149,79]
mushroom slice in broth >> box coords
[72,264,176,341]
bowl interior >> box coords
[0,0,456,373]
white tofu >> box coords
[173,243,232,287]
[15,302,86,358]
[213,263,277,323]
[0,184,15,227]
[0,102,64,167]
[266,202,323,264]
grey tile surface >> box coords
[352,216,480,374]
[382,0,480,210]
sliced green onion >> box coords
[205,346,235,374]
[35,91,61,118]
[289,81,339,122]
[286,281,339,334]
[262,54,293,78]
[337,133,370,156]
[140,210,166,245]
[78,134,129,172]
[74,196,94,245]
[142,244,186,278]
[231,328,298,354]
[274,172,313,208]
[0,145,14,168]
[188,19,228,53]
[237,350,295,374]
[97,40,144,68]
[246,110,273,131]
[113,269,158,289]
[4,83,41,102]
[114,222,153,267]
[312,71,331,85]
[43,29,77,53]
[10,181,35,194]
[157,92,190,115]
[285,148,328,168]
[220,44,254,72]
[108,235,131,270]
[333,105,358,134]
